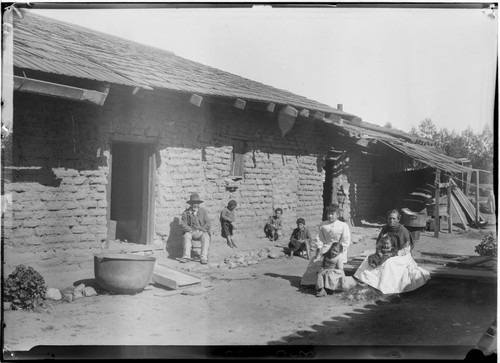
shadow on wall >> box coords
[1,167,62,187]
[166,217,183,259]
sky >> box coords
[24,3,498,134]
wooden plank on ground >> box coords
[420,251,469,260]
[451,185,487,226]
[450,194,470,231]
[419,263,497,283]
[451,182,476,216]
[151,263,201,290]
[344,262,496,283]
[451,188,475,223]
[414,257,453,266]
[352,256,367,261]
[446,256,493,268]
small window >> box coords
[231,141,246,177]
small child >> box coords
[316,242,345,297]
[220,200,238,248]
[368,235,398,268]
[288,218,312,259]
[264,208,284,241]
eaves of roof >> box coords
[325,119,474,175]
[11,10,344,118]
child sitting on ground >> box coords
[288,218,312,259]
[316,242,346,297]
[368,234,398,268]
[264,208,284,241]
[220,200,238,248]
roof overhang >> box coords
[324,116,476,175]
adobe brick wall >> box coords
[3,93,109,274]
[3,88,341,274]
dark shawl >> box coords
[376,223,413,252]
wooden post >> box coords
[465,171,471,197]
[475,170,480,226]
[447,177,452,233]
[434,169,440,238]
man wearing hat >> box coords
[179,193,211,264]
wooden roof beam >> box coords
[234,98,246,110]
[135,90,277,113]
[132,84,154,95]
[135,88,204,108]
[200,95,248,110]
[313,111,325,119]
[355,138,370,148]
[299,109,310,118]
[245,101,276,113]
[189,94,203,107]
[13,75,109,106]
[280,105,298,118]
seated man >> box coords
[179,193,211,265]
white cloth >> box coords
[316,220,351,263]
[300,259,323,286]
[354,253,431,294]
[300,219,351,286]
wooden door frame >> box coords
[107,136,157,245]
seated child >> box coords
[288,218,312,259]
[316,242,346,297]
[368,234,398,268]
[220,200,238,248]
[264,208,283,241]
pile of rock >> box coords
[45,283,98,303]
[221,246,286,269]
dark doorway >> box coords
[322,150,349,221]
[322,159,334,221]
[110,142,155,244]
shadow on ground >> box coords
[266,279,497,357]
[263,272,303,290]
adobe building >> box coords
[2,10,474,273]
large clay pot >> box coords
[94,253,156,294]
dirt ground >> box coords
[2,223,497,360]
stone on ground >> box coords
[45,287,62,300]
[268,251,280,259]
[181,287,206,295]
[82,286,97,297]
[74,283,85,291]
[72,289,83,300]
[62,292,73,303]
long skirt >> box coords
[353,253,431,294]
[300,259,323,286]
[316,270,345,291]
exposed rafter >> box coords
[13,75,109,106]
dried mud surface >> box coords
[3,226,497,359]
